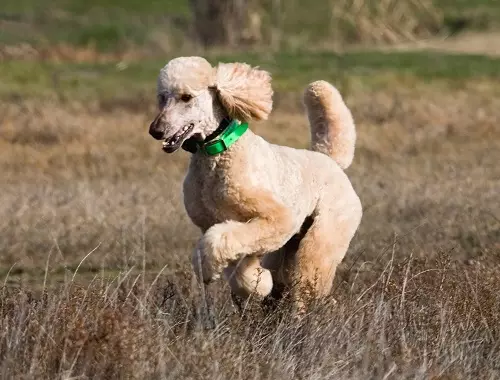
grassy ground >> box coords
[1,0,500,377]
[1,46,500,377]
[1,50,500,102]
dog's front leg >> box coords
[192,210,296,284]
[192,235,221,283]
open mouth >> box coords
[162,123,195,153]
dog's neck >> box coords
[187,105,251,161]
[188,118,252,172]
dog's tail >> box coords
[303,80,356,170]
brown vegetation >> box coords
[1,83,499,377]
[330,0,443,46]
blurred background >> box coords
[2,0,500,56]
[0,1,499,377]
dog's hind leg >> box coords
[292,196,361,312]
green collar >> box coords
[187,120,248,156]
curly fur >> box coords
[157,56,215,95]
[149,56,362,314]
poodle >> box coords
[148,56,362,312]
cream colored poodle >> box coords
[148,56,362,311]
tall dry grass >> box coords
[187,0,444,49]
[330,0,443,46]
[1,84,499,377]
[1,251,499,379]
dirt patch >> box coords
[375,31,500,57]
[3,31,500,64]
[0,42,151,63]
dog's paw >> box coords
[192,232,225,284]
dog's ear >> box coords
[213,62,273,122]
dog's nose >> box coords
[149,113,166,140]
[149,127,165,140]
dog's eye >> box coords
[180,94,193,102]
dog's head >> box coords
[149,56,273,153]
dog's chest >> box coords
[183,164,250,231]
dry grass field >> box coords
[1,71,499,378]
[1,1,500,378]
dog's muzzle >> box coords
[149,112,166,140]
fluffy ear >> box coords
[213,62,273,121]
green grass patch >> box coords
[437,0,500,31]
[2,51,499,102]
[1,0,190,52]
[2,0,189,16]
[63,22,147,51]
